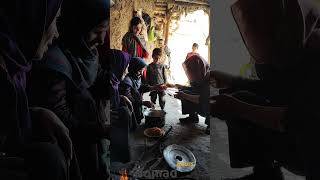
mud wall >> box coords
[110,0,156,50]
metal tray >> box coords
[163,144,196,172]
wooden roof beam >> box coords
[174,0,209,6]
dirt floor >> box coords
[110,92,210,180]
[110,89,305,180]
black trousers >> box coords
[150,91,166,109]
[180,87,210,125]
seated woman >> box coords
[173,55,210,134]
[0,0,82,180]
[109,49,132,163]
[120,57,166,129]
[27,0,110,179]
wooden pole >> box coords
[164,15,170,44]
[208,9,211,65]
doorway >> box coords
[167,10,209,85]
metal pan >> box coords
[163,144,196,172]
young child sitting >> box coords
[146,48,167,110]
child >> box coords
[186,43,199,60]
[146,48,167,110]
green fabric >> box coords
[239,63,252,77]
[147,26,156,42]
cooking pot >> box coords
[143,109,165,128]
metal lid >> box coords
[143,109,165,118]
[163,144,196,172]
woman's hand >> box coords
[165,83,175,88]
[29,107,72,164]
[174,91,200,104]
[143,101,155,109]
[210,94,287,131]
[210,70,235,88]
[151,84,167,91]
[174,91,186,100]
[210,94,237,119]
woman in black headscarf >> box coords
[27,0,110,179]
[0,0,78,180]
[120,57,158,128]
[174,55,210,134]
[210,0,320,179]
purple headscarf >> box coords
[0,0,63,147]
[2,0,63,64]
[110,49,131,108]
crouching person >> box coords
[120,57,166,129]
[173,55,210,134]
